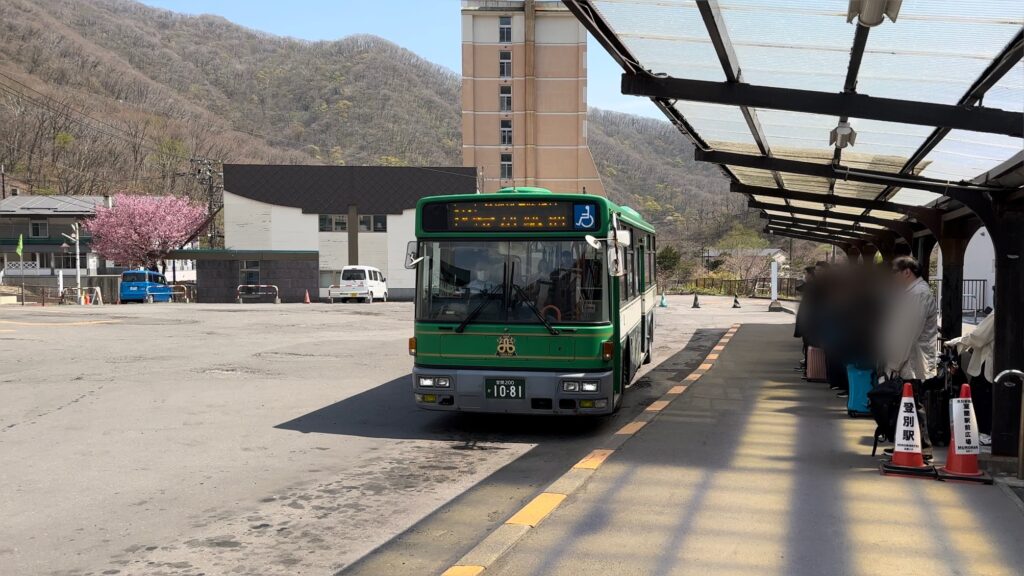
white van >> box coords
[328,265,388,303]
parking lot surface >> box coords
[0,296,792,575]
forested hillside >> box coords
[0,0,795,276]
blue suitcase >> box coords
[846,364,873,417]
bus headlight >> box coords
[419,376,451,388]
[581,380,599,392]
[562,380,580,392]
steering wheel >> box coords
[540,305,562,322]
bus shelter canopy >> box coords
[564,0,1024,245]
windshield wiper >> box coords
[510,282,559,335]
[455,281,504,333]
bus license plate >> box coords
[485,378,525,400]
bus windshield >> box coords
[416,240,608,324]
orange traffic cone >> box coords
[84,292,91,305]
[938,384,993,484]
[304,289,311,304]
[880,382,937,478]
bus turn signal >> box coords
[602,340,614,361]
[409,337,417,356]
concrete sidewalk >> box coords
[484,324,1024,576]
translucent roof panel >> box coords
[889,188,943,206]
[920,131,1023,182]
[857,2,1023,105]
[672,102,756,147]
[593,0,724,81]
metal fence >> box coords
[683,277,801,300]
[927,278,988,313]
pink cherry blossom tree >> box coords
[85,193,208,268]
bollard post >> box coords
[692,293,700,309]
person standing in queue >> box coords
[882,255,939,458]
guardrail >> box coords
[236,284,280,304]
[169,284,195,303]
[62,286,104,305]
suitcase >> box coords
[806,347,827,382]
[845,364,873,417]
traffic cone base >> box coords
[937,467,992,484]
[880,460,937,478]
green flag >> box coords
[15,233,23,257]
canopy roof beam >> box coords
[765,223,879,243]
[699,149,1012,196]
[766,228,850,248]
[731,182,943,225]
[748,200,914,240]
[761,214,897,239]
[622,74,1023,137]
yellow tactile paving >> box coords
[646,400,671,412]
[505,492,567,527]
[616,421,647,435]
[713,345,725,351]
[574,449,615,469]
[684,373,702,382]
[706,353,719,360]
[666,385,688,395]
[699,363,713,370]
[441,566,485,576]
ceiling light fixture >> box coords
[830,121,857,149]
[847,0,902,27]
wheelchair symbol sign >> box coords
[574,204,597,230]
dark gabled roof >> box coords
[222,164,478,215]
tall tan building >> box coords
[461,0,605,195]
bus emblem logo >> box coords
[497,334,517,357]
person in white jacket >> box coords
[947,312,995,444]
[882,256,939,455]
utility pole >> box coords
[62,223,82,304]
[190,158,223,248]
[2,164,6,200]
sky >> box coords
[137,0,661,118]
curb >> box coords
[440,323,742,576]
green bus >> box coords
[406,187,657,415]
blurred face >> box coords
[892,266,914,287]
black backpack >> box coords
[868,373,903,451]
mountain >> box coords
[0,0,757,254]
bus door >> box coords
[637,234,648,357]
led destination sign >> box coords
[422,200,600,233]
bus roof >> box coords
[416,188,655,235]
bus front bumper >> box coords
[411,367,615,415]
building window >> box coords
[319,214,347,232]
[499,51,511,78]
[55,253,82,269]
[240,260,260,286]
[499,16,512,43]
[500,119,512,146]
[499,85,512,112]
[358,215,372,232]
[372,215,388,232]
[29,221,48,238]
[500,153,513,180]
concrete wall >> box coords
[385,208,417,300]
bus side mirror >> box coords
[405,241,423,269]
[608,245,626,277]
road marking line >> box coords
[442,566,485,576]
[505,493,567,527]
[713,345,725,351]
[699,363,713,370]
[684,373,702,382]
[616,421,647,435]
[646,399,670,412]
[0,320,120,327]
[666,385,688,395]
[574,449,615,469]
[707,353,720,360]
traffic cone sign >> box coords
[938,384,993,484]
[84,292,90,305]
[692,293,700,309]
[304,289,311,304]
[880,382,937,478]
